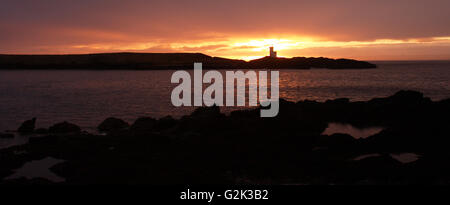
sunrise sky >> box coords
[1,0,450,60]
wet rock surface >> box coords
[0,90,449,185]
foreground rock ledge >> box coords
[0,90,448,185]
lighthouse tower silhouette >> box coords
[269,46,277,58]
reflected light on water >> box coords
[322,123,384,139]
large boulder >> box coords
[98,117,129,132]
[48,121,81,134]
[18,118,36,134]
[189,105,223,119]
[130,117,157,132]
[389,90,426,103]
[369,90,430,105]
[34,128,48,134]
[154,116,177,131]
[0,133,14,138]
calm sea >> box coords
[0,61,449,132]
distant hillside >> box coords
[0,53,376,70]
[248,56,376,69]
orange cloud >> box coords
[1,0,450,60]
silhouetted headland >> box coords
[0,53,376,70]
[1,90,449,185]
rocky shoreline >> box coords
[1,90,449,185]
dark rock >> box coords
[1,90,449,185]
[48,121,81,134]
[369,90,430,105]
[29,135,58,144]
[325,98,350,104]
[34,128,48,134]
[98,117,129,132]
[18,118,36,134]
[389,90,426,103]
[0,177,54,185]
[155,116,177,131]
[317,133,357,147]
[130,117,157,132]
[0,133,14,138]
[190,105,222,119]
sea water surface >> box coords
[0,61,449,132]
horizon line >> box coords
[1,52,450,62]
